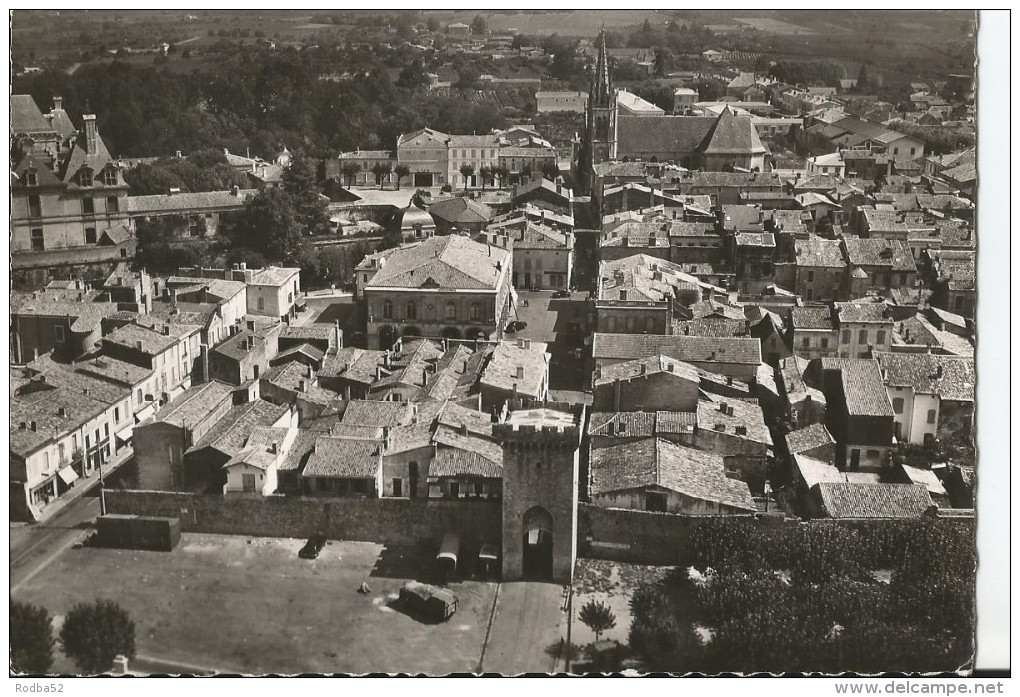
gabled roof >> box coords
[795,235,846,268]
[843,238,916,272]
[303,437,380,479]
[874,352,974,402]
[697,395,772,446]
[397,127,450,147]
[426,196,494,224]
[590,438,755,511]
[821,358,894,417]
[786,423,835,455]
[816,482,932,519]
[790,306,836,331]
[594,354,699,387]
[593,333,762,366]
[61,126,116,184]
[12,154,64,188]
[794,454,845,488]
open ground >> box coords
[11,532,574,675]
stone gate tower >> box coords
[496,404,584,583]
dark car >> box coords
[299,533,327,559]
[505,320,527,333]
[552,289,572,298]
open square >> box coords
[12,534,500,675]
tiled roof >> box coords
[875,352,974,402]
[895,315,973,356]
[675,317,749,338]
[154,381,236,429]
[250,266,300,287]
[73,355,154,386]
[11,295,119,332]
[616,115,716,155]
[791,306,836,331]
[835,302,891,325]
[697,395,773,446]
[794,454,845,488]
[823,358,894,417]
[595,354,699,387]
[590,438,756,511]
[103,322,182,355]
[273,343,326,366]
[588,411,697,437]
[11,385,111,458]
[479,339,549,399]
[276,430,320,473]
[188,400,289,456]
[365,235,509,290]
[432,426,502,474]
[593,333,762,366]
[341,399,414,427]
[437,402,494,438]
[303,437,381,478]
[429,447,502,479]
[930,250,975,291]
[262,363,338,405]
[816,482,932,519]
[427,196,494,224]
[785,423,835,455]
[843,238,917,272]
[167,276,246,302]
[280,324,335,342]
[734,232,775,247]
[320,347,386,383]
[126,190,255,214]
[515,223,569,249]
[212,329,264,362]
[700,107,768,155]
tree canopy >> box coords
[11,600,54,674]
[59,600,136,675]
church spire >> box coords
[593,28,612,106]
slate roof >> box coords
[790,306,836,331]
[699,107,768,155]
[590,438,756,511]
[593,333,762,366]
[816,482,932,519]
[11,94,55,133]
[365,235,509,290]
[427,196,494,224]
[303,437,381,478]
[786,423,835,455]
[874,352,974,402]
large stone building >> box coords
[11,96,134,287]
[357,234,513,349]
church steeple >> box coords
[593,29,612,107]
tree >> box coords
[11,600,54,674]
[371,161,392,188]
[470,15,487,35]
[397,60,431,90]
[459,163,475,189]
[478,165,492,191]
[654,46,674,77]
[579,599,617,643]
[59,600,136,675]
[491,164,509,188]
[394,163,411,189]
[341,161,361,188]
[541,161,559,181]
[426,16,440,33]
[232,187,304,261]
[520,163,533,181]
[857,63,870,91]
[284,152,331,237]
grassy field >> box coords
[428,10,678,38]
[13,534,500,675]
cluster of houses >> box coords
[9,38,976,548]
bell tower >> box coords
[575,30,617,195]
[496,405,584,583]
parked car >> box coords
[299,533,327,559]
[552,289,572,298]
[505,320,527,333]
[399,581,458,622]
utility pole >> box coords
[98,450,107,516]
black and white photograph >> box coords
[7,7,1008,683]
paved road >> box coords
[10,493,100,592]
[480,582,569,674]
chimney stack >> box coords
[82,114,98,155]
[516,365,525,380]
[53,96,63,111]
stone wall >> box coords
[104,489,502,548]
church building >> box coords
[573,33,770,194]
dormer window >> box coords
[103,168,118,186]
[24,169,38,187]
[79,168,94,187]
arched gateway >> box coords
[495,406,584,583]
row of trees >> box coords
[12,599,136,675]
